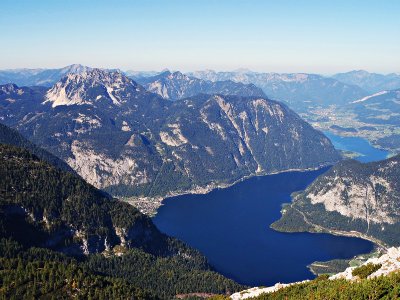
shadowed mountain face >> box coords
[134,70,266,100]
[0,69,340,201]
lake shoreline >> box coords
[127,131,393,216]
[126,163,334,216]
[323,131,391,163]
[153,167,373,286]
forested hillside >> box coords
[0,140,244,298]
[0,122,75,174]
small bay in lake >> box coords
[153,168,373,286]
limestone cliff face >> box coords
[275,155,400,246]
[0,70,340,201]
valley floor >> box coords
[301,106,400,154]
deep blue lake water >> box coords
[153,168,373,286]
[324,131,390,163]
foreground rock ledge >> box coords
[231,247,400,300]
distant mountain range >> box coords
[0,69,340,207]
[2,65,399,113]
[125,69,166,80]
[134,70,266,100]
[187,70,369,111]
[272,154,400,247]
[333,70,400,93]
[0,64,92,87]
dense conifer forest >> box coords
[0,138,244,299]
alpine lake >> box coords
[153,132,389,286]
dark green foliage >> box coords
[0,238,243,299]
[0,143,244,298]
[352,263,382,279]
[84,249,242,299]
[0,239,156,300]
[0,143,160,253]
[0,122,75,174]
[251,271,400,299]
[270,204,315,233]
[309,259,352,275]
[314,274,330,281]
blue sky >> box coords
[1,0,399,73]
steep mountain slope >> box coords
[0,122,75,174]
[272,154,400,247]
[44,68,145,107]
[0,83,48,125]
[0,143,172,255]
[0,64,92,87]
[333,70,400,93]
[188,70,368,112]
[0,141,244,298]
[135,70,266,100]
[0,69,340,210]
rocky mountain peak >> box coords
[168,71,190,80]
[137,70,266,100]
[0,83,19,94]
[44,69,145,107]
[60,64,92,75]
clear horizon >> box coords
[1,63,399,76]
[1,0,399,74]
